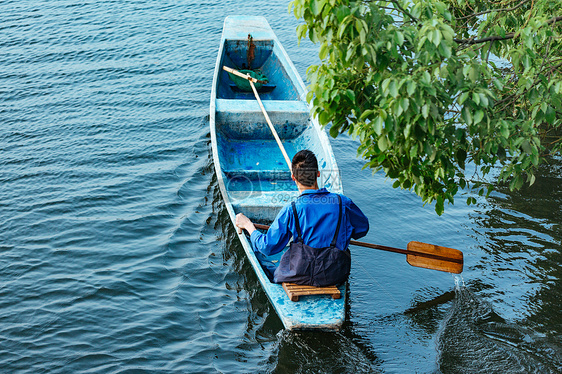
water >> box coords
[1,1,561,372]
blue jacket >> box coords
[250,188,369,255]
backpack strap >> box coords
[291,202,302,242]
[330,195,343,247]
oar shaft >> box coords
[223,66,265,83]
[249,81,292,171]
[252,223,462,264]
[349,240,463,264]
[222,66,292,171]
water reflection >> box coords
[271,326,381,373]
[438,157,562,372]
[438,281,561,373]
[474,158,562,336]
[405,287,456,335]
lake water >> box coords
[2,1,561,373]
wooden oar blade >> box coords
[406,241,464,274]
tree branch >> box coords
[455,0,532,21]
[386,0,419,24]
[455,33,515,45]
[454,16,562,46]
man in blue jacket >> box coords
[235,150,369,286]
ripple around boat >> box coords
[210,15,346,330]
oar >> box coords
[251,223,464,274]
[223,66,292,171]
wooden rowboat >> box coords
[210,16,345,330]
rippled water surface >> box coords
[2,1,562,373]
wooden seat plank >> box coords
[282,282,341,302]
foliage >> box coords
[289,0,562,214]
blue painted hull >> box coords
[210,16,345,330]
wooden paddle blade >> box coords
[406,241,464,274]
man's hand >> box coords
[235,213,256,235]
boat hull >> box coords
[210,16,345,330]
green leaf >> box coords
[512,175,524,190]
[360,28,366,44]
[355,18,362,34]
[337,19,349,38]
[435,196,444,216]
[310,0,325,16]
[335,6,350,22]
[360,109,373,121]
[473,110,484,124]
[381,78,391,96]
[435,2,445,16]
[319,110,330,125]
[456,148,467,169]
[432,29,441,47]
[521,139,532,154]
[378,136,389,151]
[404,124,412,138]
[461,107,472,125]
[407,80,417,96]
[438,41,451,58]
[479,93,489,107]
[345,43,356,60]
[400,98,410,112]
[472,92,480,105]
[500,124,510,138]
[422,104,429,119]
[373,116,383,135]
[394,31,404,46]
[389,80,399,98]
[319,43,328,60]
[297,24,308,40]
[522,54,531,70]
[493,79,504,91]
[546,107,556,123]
[469,66,478,82]
[345,89,355,102]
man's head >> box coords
[292,150,319,187]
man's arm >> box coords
[236,206,293,256]
[347,199,369,239]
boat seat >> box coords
[282,283,342,302]
[229,190,298,221]
[215,99,310,125]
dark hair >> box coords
[292,150,318,187]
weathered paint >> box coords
[210,16,345,330]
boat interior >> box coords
[215,38,338,222]
[217,39,299,101]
